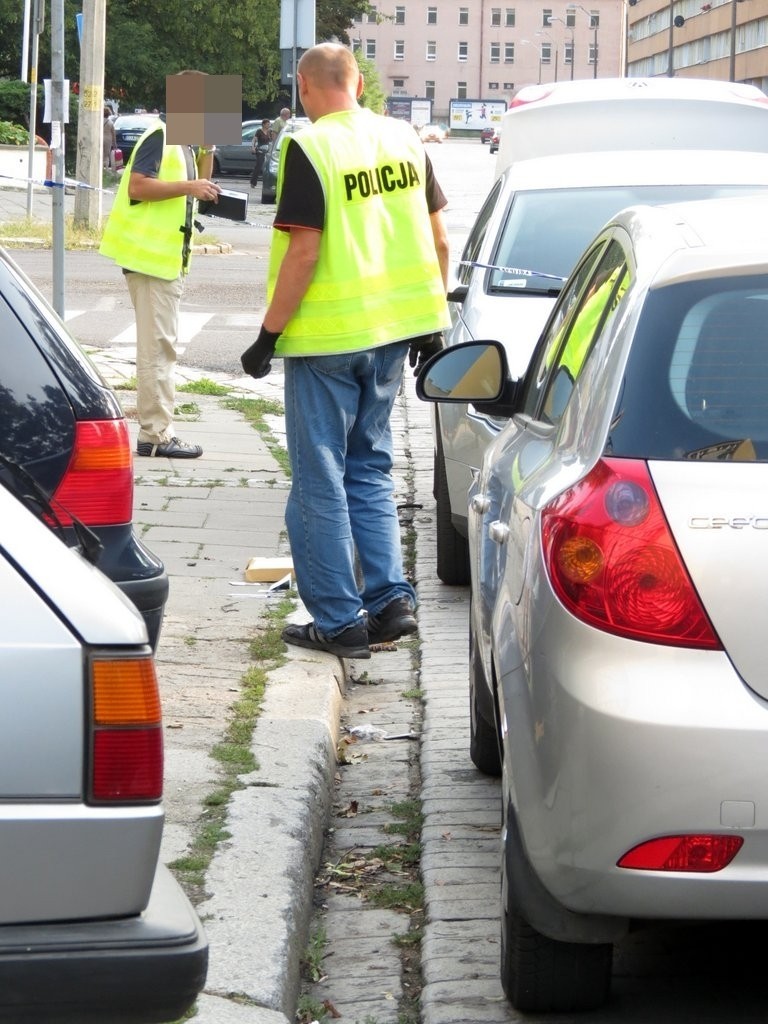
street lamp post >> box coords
[549,16,575,79]
[568,4,598,78]
[535,29,557,81]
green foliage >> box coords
[355,53,386,114]
[0,119,29,145]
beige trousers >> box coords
[126,271,185,445]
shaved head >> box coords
[298,43,359,90]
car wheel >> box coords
[434,428,471,586]
[469,622,501,775]
[500,806,613,1012]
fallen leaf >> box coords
[322,999,341,1018]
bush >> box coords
[0,120,29,145]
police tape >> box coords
[0,171,116,194]
[0,171,273,228]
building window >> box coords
[488,81,500,89]
[367,6,377,23]
[490,41,501,63]
[589,40,598,63]
[366,39,376,59]
[591,9,600,27]
[426,40,437,60]
[393,78,405,89]
[506,8,516,26]
[566,10,576,26]
[504,81,514,89]
[394,40,405,60]
[427,6,437,24]
[352,38,362,52]
[505,41,515,62]
[543,8,552,26]
[425,80,435,99]
[565,41,573,64]
[395,5,405,24]
[459,7,469,25]
[541,42,552,63]
[457,81,468,99]
[491,7,501,25]
[458,41,469,61]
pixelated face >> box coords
[165,73,242,146]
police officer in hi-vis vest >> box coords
[100,72,221,459]
[241,42,450,659]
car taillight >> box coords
[618,835,743,872]
[51,419,133,526]
[541,458,721,649]
[89,654,163,803]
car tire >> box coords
[501,806,613,1012]
[469,622,501,775]
[434,428,471,586]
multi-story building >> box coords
[626,0,768,90]
[351,1,625,122]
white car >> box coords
[433,78,768,585]
[418,192,768,1012]
[418,123,447,143]
[0,480,207,1021]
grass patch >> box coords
[178,378,232,396]
[114,375,138,391]
[168,601,293,902]
[223,396,289,476]
[0,214,101,249]
[302,925,328,982]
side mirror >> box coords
[415,340,522,417]
[447,284,468,304]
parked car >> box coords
[261,117,312,203]
[211,119,261,176]
[113,112,163,165]
[0,245,168,648]
[434,77,768,585]
[417,192,768,1013]
[418,122,447,143]
[488,130,500,154]
[0,478,207,1021]
[480,126,495,144]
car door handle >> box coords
[471,493,490,514]
[488,521,509,545]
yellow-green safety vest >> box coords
[269,108,450,357]
[100,124,193,281]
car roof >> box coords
[610,194,768,286]
[500,149,768,191]
[495,78,768,176]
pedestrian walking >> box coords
[99,74,221,459]
[250,118,272,187]
[240,42,450,658]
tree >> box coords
[355,53,385,114]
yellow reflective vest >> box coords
[100,124,193,281]
[269,109,450,357]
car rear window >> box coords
[490,184,768,295]
[607,275,768,462]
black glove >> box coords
[408,332,444,376]
[241,326,281,379]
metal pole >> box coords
[73,0,106,229]
[667,1,674,76]
[729,0,737,82]
[593,23,598,77]
[25,0,43,218]
[51,0,66,317]
[291,0,298,114]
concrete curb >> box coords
[194,638,346,1022]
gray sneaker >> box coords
[282,619,371,659]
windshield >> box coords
[489,183,768,295]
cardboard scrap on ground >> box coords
[244,556,294,583]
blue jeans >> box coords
[284,343,417,638]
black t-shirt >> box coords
[274,136,447,232]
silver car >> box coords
[417,194,768,1013]
[436,150,768,585]
[0,481,207,1021]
